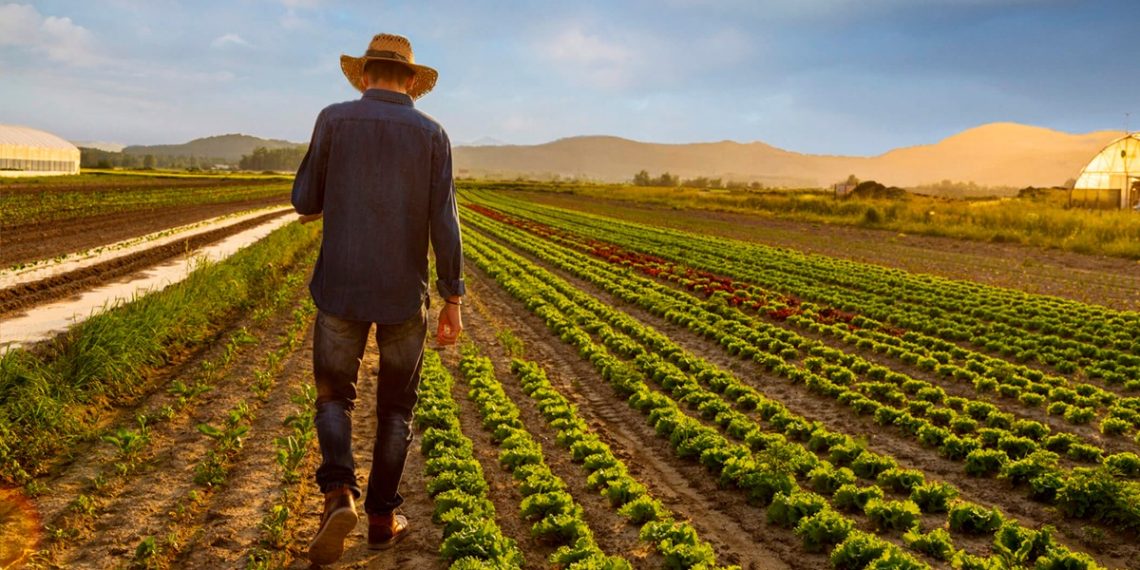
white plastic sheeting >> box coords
[1074,134,1140,209]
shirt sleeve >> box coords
[291,109,330,215]
[429,127,466,299]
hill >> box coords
[72,140,125,153]
[123,134,303,162]
[454,123,1124,189]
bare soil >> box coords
[287,337,444,570]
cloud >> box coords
[0,3,102,66]
[211,33,250,48]
[536,27,640,89]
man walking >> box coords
[291,33,465,565]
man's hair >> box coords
[363,60,415,85]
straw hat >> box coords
[339,33,438,99]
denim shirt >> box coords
[292,88,465,324]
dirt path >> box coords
[476,231,1138,568]
[174,324,317,568]
[514,191,1140,312]
[287,333,443,570]
[462,261,813,570]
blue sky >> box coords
[1,0,1137,155]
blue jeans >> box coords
[312,304,427,515]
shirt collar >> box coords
[362,88,414,107]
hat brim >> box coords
[340,54,438,99]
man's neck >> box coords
[365,83,407,94]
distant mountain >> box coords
[123,134,304,162]
[453,123,1125,189]
[72,140,125,152]
[458,136,508,147]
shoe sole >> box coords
[367,526,410,551]
[307,507,358,565]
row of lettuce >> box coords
[466,191,1140,395]
[453,224,1105,569]
[461,199,1140,523]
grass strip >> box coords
[0,220,321,484]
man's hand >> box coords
[437,296,463,346]
[297,213,323,224]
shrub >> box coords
[793,509,854,553]
[909,481,959,513]
[864,498,921,532]
[947,502,1003,535]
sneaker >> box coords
[367,511,409,550]
[307,486,358,565]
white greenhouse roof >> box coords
[1074,133,1140,190]
[0,124,80,151]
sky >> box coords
[1,0,1137,155]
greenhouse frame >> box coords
[1071,133,1140,210]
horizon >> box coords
[65,121,1128,161]
[2,1,1138,156]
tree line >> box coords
[238,146,307,171]
[78,145,307,172]
[79,148,229,170]
[632,170,766,190]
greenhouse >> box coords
[0,124,81,177]
[1071,133,1140,210]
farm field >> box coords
[1,173,292,267]
[478,183,1140,312]
[3,181,1140,569]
